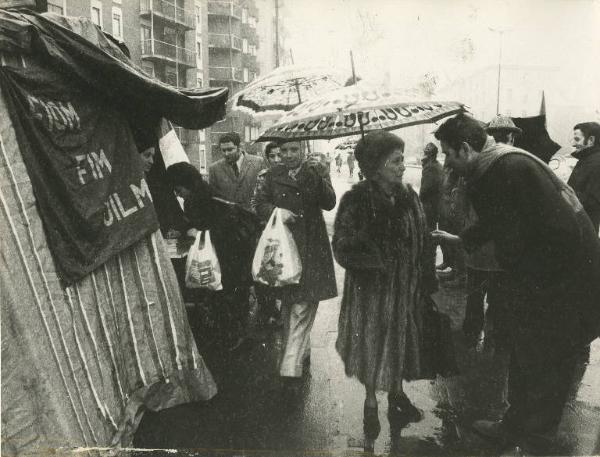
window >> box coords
[140,25,151,53]
[242,38,248,53]
[142,63,154,77]
[196,72,203,87]
[243,67,249,83]
[91,1,103,28]
[196,40,203,66]
[195,4,202,30]
[112,7,123,39]
[166,66,178,87]
[47,0,66,15]
[242,8,248,23]
[199,129,206,142]
[249,44,256,56]
[244,125,250,140]
[249,16,257,28]
[198,144,207,169]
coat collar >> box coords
[572,145,600,161]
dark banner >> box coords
[0,66,159,284]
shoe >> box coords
[472,420,515,444]
[363,402,381,440]
[436,262,449,271]
[437,268,456,280]
[388,393,424,424]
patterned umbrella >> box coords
[256,84,466,142]
[229,65,345,116]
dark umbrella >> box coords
[511,115,561,163]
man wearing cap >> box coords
[486,114,522,146]
[568,122,600,233]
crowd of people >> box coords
[144,115,600,455]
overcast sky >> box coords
[281,0,600,110]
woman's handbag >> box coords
[420,295,460,378]
[252,208,302,287]
[185,230,222,291]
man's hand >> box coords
[431,229,461,245]
[278,208,297,224]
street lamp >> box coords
[488,27,511,115]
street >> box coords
[134,170,600,456]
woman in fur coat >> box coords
[332,131,437,439]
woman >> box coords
[332,131,436,439]
[166,162,260,350]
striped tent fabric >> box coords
[0,44,217,457]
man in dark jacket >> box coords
[254,141,337,395]
[432,114,600,453]
[419,142,443,230]
[568,122,600,233]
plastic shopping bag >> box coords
[252,208,302,287]
[185,230,222,290]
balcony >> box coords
[208,32,242,51]
[207,1,241,19]
[209,66,243,83]
[141,39,196,69]
[140,0,195,30]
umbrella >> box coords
[229,65,345,117]
[512,114,561,163]
[256,84,466,142]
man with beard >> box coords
[432,114,600,454]
[568,122,600,233]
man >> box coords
[254,141,337,397]
[209,132,265,210]
[487,114,522,146]
[419,142,443,230]
[568,122,600,233]
[432,114,600,453]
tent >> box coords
[1,10,228,454]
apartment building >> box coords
[206,0,261,159]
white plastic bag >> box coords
[185,230,222,290]
[252,208,302,287]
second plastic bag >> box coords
[252,208,302,287]
[185,230,223,290]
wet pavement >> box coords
[134,171,600,456]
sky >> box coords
[280,0,600,111]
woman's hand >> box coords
[431,229,461,245]
[187,228,199,239]
[278,208,297,224]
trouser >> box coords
[255,283,279,324]
[504,344,590,436]
[463,268,512,348]
[279,299,319,377]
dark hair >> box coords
[354,130,405,178]
[264,141,280,156]
[434,113,488,152]
[166,162,205,193]
[219,132,241,147]
[424,142,438,156]
[490,130,513,144]
[574,122,600,146]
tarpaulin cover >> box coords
[0,10,224,456]
[0,10,228,130]
[0,65,160,284]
